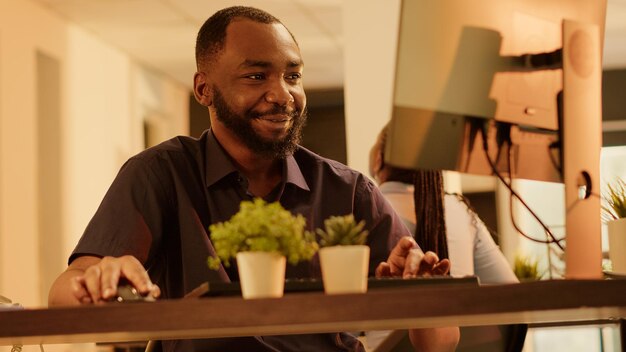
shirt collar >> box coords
[204,129,239,187]
[203,129,310,192]
[284,152,310,192]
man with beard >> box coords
[48,6,459,352]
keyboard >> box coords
[194,275,479,298]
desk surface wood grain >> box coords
[1,279,624,346]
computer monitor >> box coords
[385,0,607,278]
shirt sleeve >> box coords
[69,157,170,266]
[445,196,477,277]
[445,195,517,283]
[472,216,519,284]
[353,175,412,275]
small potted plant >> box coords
[602,177,626,274]
[316,214,369,294]
[513,254,541,281]
[207,198,318,299]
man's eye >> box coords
[286,73,302,81]
[246,74,264,80]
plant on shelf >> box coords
[207,198,318,298]
[602,177,626,274]
[513,254,540,281]
[316,214,370,294]
[317,214,368,247]
[602,177,626,222]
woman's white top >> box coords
[379,181,518,284]
[366,182,518,350]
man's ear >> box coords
[193,71,212,107]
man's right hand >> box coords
[72,255,160,304]
[375,236,450,279]
[49,255,160,306]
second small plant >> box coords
[602,177,626,222]
[316,214,368,247]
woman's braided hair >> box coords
[374,125,449,259]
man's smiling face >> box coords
[205,18,307,158]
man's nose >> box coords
[264,80,295,107]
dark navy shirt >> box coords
[71,129,410,352]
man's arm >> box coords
[409,328,460,352]
[48,255,160,307]
[49,256,100,306]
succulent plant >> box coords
[316,214,368,247]
[513,254,541,281]
[207,198,318,270]
[602,177,626,222]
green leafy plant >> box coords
[602,177,626,222]
[513,254,540,281]
[207,198,318,270]
[316,214,368,247]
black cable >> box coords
[507,145,565,249]
[478,122,565,250]
[506,146,565,249]
[505,170,565,249]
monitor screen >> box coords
[385,0,607,183]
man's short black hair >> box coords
[195,6,296,69]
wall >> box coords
[0,0,68,309]
[0,0,189,313]
[343,0,401,177]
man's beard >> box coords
[212,87,307,159]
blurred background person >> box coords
[367,124,523,352]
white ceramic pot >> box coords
[608,217,626,274]
[319,245,370,294]
[236,251,286,299]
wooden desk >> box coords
[1,279,624,346]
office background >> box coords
[0,1,624,351]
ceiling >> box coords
[32,0,626,92]
[32,0,344,90]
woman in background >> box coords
[367,125,522,351]
[368,125,517,282]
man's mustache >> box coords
[251,107,300,119]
